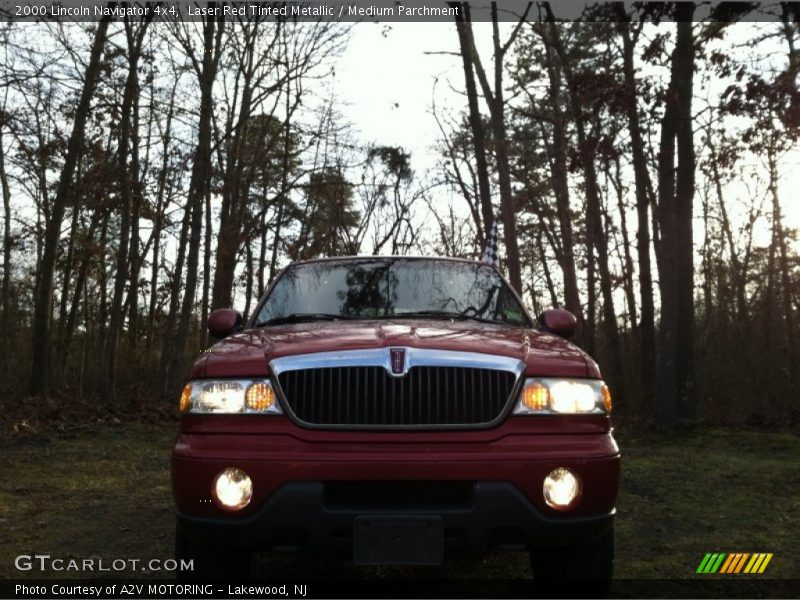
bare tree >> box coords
[29,17,111,395]
[452,1,531,294]
[167,12,226,394]
[655,5,697,427]
[105,15,153,399]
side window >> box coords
[495,286,526,325]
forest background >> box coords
[1,2,799,432]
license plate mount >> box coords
[353,515,443,565]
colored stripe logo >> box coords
[697,553,773,574]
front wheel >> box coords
[529,526,614,591]
[175,521,252,579]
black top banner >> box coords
[0,1,797,23]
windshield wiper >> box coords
[378,310,502,325]
[255,313,364,327]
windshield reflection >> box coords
[256,258,529,327]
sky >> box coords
[333,20,800,243]
[335,21,489,176]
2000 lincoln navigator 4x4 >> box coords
[171,256,620,579]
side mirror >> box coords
[208,308,243,339]
[538,309,577,339]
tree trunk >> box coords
[105,18,149,399]
[619,14,656,409]
[673,9,697,421]
[611,156,638,332]
[147,80,178,346]
[453,2,494,238]
[257,206,268,298]
[545,15,625,401]
[585,233,597,358]
[29,17,110,395]
[0,126,13,377]
[707,136,747,321]
[767,143,798,384]
[55,201,80,386]
[536,228,559,309]
[127,89,143,347]
[459,2,526,294]
[167,14,224,395]
[655,6,695,427]
[61,209,102,378]
[269,200,284,282]
[210,28,258,312]
[201,188,212,346]
[543,71,581,326]
[159,195,192,391]
[56,205,80,359]
[98,211,110,348]
[541,37,582,328]
[244,242,254,318]
[266,83,296,285]
[488,5,523,295]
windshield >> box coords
[254,258,530,327]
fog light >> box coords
[543,467,581,510]
[213,467,252,510]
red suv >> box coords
[171,256,620,579]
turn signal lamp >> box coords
[521,381,549,411]
[179,384,192,412]
[245,382,276,411]
[601,384,613,413]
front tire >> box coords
[175,521,252,579]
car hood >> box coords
[195,319,600,379]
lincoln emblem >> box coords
[389,348,406,375]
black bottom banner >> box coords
[2,579,800,599]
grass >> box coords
[613,426,800,579]
[1,422,799,588]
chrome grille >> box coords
[271,348,522,428]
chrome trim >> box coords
[268,348,525,430]
[270,347,524,378]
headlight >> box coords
[178,379,282,414]
[513,378,610,415]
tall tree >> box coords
[452,2,494,239]
[454,1,531,294]
[29,18,111,395]
[521,22,584,334]
[105,16,152,398]
[617,7,656,405]
[541,10,625,400]
[0,120,12,377]
[166,10,226,395]
[655,4,697,427]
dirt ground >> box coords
[1,421,799,593]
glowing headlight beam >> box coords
[513,378,610,415]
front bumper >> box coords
[172,415,620,558]
[176,481,615,558]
